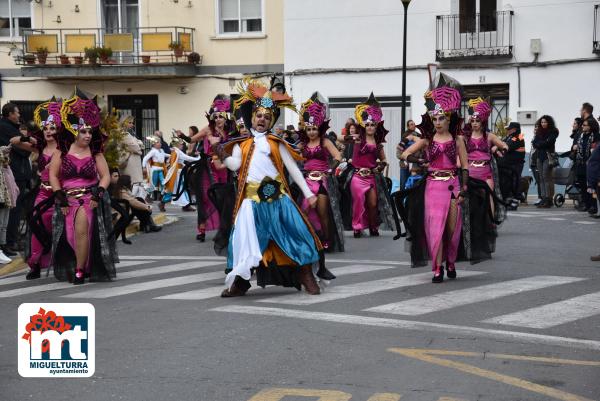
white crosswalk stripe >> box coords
[2,256,598,334]
[0,281,96,298]
[364,276,584,316]
[482,291,600,329]
[63,271,224,299]
[256,270,487,305]
[155,263,402,300]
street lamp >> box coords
[400,0,411,136]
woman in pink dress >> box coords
[344,93,395,238]
[49,92,115,284]
[189,94,233,242]
[464,98,509,223]
[401,74,470,282]
[296,92,344,252]
[25,100,61,279]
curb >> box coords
[0,212,177,278]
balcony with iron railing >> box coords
[594,5,600,54]
[436,11,514,61]
[15,26,201,78]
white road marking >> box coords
[543,217,566,221]
[118,261,221,279]
[118,255,226,261]
[482,291,600,329]
[116,260,155,268]
[574,221,597,225]
[365,276,583,316]
[0,275,30,287]
[255,271,487,305]
[210,305,600,351]
[154,263,402,300]
[0,281,95,298]
[63,271,224,299]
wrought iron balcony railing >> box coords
[436,11,514,61]
[15,26,200,66]
[594,5,600,54]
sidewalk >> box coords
[0,212,177,277]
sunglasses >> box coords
[365,122,377,127]
[305,126,319,131]
[214,114,226,120]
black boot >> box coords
[221,275,251,297]
[26,266,41,280]
[432,265,444,283]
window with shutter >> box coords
[0,0,31,38]
[217,0,263,35]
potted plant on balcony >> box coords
[169,41,184,58]
[59,54,70,65]
[187,52,201,64]
[23,54,36,65]
[97,46,113,63]
[73,55,84,65]
[141,55,151,64]
[84,47,98,65]
[35,47,48,64]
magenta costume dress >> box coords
[350,142,379,230]
[27,153,53,270]
[466,135,493,182]
[197,135,229,232]
[302,144,330,227]
[299,143,345,252]
[51,154,118,282]
[424,140,462,270]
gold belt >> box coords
[307,171,327,181]
[356,168,373,177]
[65,187,91,199]
[428,170,456,181]
[151,162,165,167]
[469,160,490,167]
[245,176,285,203]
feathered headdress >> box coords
[299,92,327,129]
[355,93,384,127]
[420,73,464,138]
[424,72,463,117]
[207,94,231,120]
[57,87,105,154]
[354,93,388,143]
[34,97,63,130]
[60,87,102,136]
[467,97,492,123]
[232,77,297,130]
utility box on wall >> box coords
[517,111,538,124]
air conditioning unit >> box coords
[517,111,538,124]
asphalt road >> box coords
[1,204,599,401]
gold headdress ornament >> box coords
[233,77,297,130]
[146,136,159,145]
[33,97,63,129]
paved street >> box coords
[1,205,600,401]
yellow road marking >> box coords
[388,348,597,401]
[247,388,352,401]
[366,394,401,401]
[405,349,600,367]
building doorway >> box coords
[108,95,159,151]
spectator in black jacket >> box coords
[0,103,34,253]
[587,145,600,261]
[497,122,525,208]
[573,119,600,213]
[532,115,559,208]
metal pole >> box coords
[401,2,409,135]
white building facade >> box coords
[284,0,600,180]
